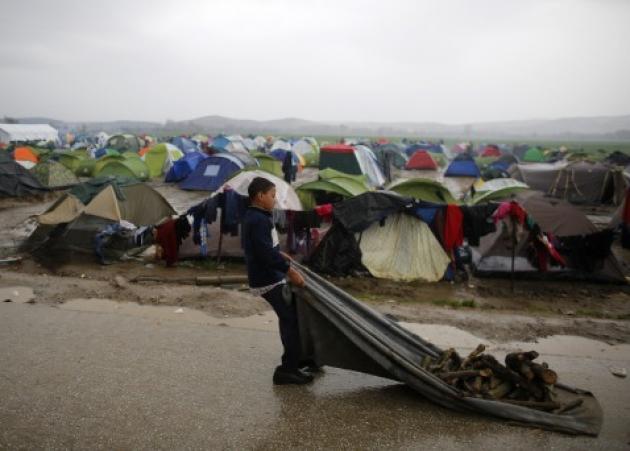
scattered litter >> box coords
[610,367,627,378]
[113,275,128,289]
[145,264,155,269]
[80,274,86,279]
[174,308,184,314]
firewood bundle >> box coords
[420,344,581,413]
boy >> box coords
[242,177,312,385]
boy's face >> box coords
[256,187,276,211]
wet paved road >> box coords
[1,301,629,450]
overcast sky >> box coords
[1,0,629,124]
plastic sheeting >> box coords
[294,263,603,436]
[359,213,450,282]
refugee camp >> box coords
[1,0,629,449]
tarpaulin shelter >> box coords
[472,191,625,282]
[13,146,39,169]
[179,154,244,191]
[293,262,603,436]
[0,157,46,197]
[31,160,79,189]
[164,151,206,182]
[106,134,143,153]
[511,161,568,193]
[143,143,184,178]
[405,151,439,170]
[387,178,456,204]
[444,153,481,178]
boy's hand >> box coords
[287,267,305,288]
[280,251,293,262]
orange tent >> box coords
[14,146,39,163]
[138,146,151,158]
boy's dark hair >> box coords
[248,177,275,199]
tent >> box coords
[405,150,439,170]
[0,124,59,144]
[481,145,502,157]
[229,150,257,168]
[179,154,244,191]
[164,151,206,183]
[74,158,97,177]
[511,161,567,192]
[373,144,408,170]
[144,143,184,178]
[211,135,231,152]
[94,148,121,159]
[296,168,372,209]
[319,144,385,187]
[270,148,305,168]
[387,178,456,204]
[547,161,627,205]
[31,160,79,189]
[57,151,85,173]
[271,139,292,152]
[469,178,529,205]
[444,153,481,178]
[489,154,519,172]
[0,158,46,197]
[252,152,283,177]
[13,146,39,169]
[292,138,320,166]
[28,181,175,258]
[171,137,199,153]
[94,158,150,181]
[472,191,625,282]
[522,147,546,163]
[219,170,302,211]
[106,134,142,153]
[359,213,451,282]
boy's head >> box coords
[248,177,276,211]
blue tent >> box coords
[178,154,244,191]
[211,135,231,152]
[444,153,481,177]
[405,143,442,156]
[165,151,206,183]
[171,137,198,154]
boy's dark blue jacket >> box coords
[241,206,289,288]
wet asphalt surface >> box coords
[1,301,629,450]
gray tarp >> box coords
[294,263,603,436]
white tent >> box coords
[220,169,302,210]
[0,124,59,144]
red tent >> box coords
[481,145,501,157]
[405,150,438,170]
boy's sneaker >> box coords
[273,366,314,385]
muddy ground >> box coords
[1,184,629,345]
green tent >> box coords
[57,152,85,172]
[252,152,283,177]
[469,178,529,205]
[95,158,149,181]
[106,134,142,153]
[94,155,125,175]
[296,168,371,209]
[30,160,79,189]
[388,178,456,204]
[144,143,184,178]
[522,147,546,163]
[75,159,96,177]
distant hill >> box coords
[5,114,630,141]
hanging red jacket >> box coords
[155,218,178,267]
[443,205,463,252]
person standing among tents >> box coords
[282,150,296,184]
[242,177,313,385]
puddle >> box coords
[60,298,278,331]
[0,286,35,304]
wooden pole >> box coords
[216,210,224,266]
[510,215,516,293]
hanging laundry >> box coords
[460,204,498,246]
[443,204,463,252]
[493,201,526,225]
[314,203,333,222]
[155,218,179,267]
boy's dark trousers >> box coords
[262,284,300,370]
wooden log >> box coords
[487,381,513,399]
[476,355,545,400]
[518,362,535,381]
[472,376,482,393]
[500,399,561,411]
[431,348,455,372]
[460,344,486,369]
[554,398,583,414]
[489,376,502,390]
[438,369,492,381]
[530,362,558,385]
[505,351,539,371]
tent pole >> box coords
[217,211,224,265]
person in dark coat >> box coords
[282,151,294,184]
[241,177,313,385]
